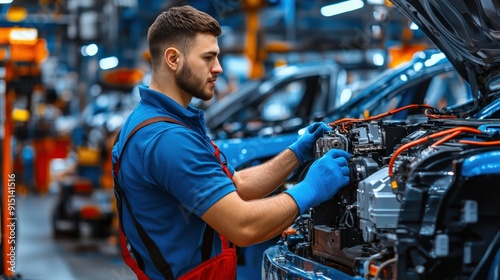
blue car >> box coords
[215,49,478,279]
[259,0,500,279]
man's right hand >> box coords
[285,149,351,214]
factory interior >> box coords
[1,0,500,280]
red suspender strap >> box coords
[114,117,184,280]
[113,117,215,279]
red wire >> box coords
[459,140,500,146]
[388,127,482,180]
[329,104,436,127]
[424,109,457,119]
[431,131,462,147]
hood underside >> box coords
[390,0,500,97]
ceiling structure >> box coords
[0,0,431,79]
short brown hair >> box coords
[147,5,222,71]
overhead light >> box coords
[339,88,352,105]
[8,28,38,45]
[99,56,119,70]
[409,22,419,30]
[86,44,98,56]
[81,43,98,56]
[0,0,14,4]
[321,0,365,17]
[372,53,385,66]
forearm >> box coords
[232,148,299,200]
[202,191,299,247]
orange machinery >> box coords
[0,27,48,278]
[243,0,292,79]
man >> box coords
[112,5,351,279]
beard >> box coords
[175,62,213,101]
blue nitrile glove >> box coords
[288,122,332,165]
[285,149,351,214]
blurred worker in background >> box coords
[112,5,350,279]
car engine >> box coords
[264,117,500,279]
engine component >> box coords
[274,118,500,279]
[357,166,400,243]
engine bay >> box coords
[264,111,500,279]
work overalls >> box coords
[113,117,237,279]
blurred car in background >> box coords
[216,49,473,170]
[205,60,348,139]
[52,72,141,239]
[73,87,140,186]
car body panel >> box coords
[262,245,362,280]
[475,97,500,119]
[215,133,299,169]
[390,0,500,98]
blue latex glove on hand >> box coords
[285,149,351,214]
[288,122,332,165]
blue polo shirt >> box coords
[112,85,237,279]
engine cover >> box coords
[357,166,400,243]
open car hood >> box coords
[390,0,500,101]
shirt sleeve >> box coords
[143,127,236,217]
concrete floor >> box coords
[17,193,133,280]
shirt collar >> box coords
[138,85,202,119]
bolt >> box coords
[415,265,425,274]
[275,255,285,264]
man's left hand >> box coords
[288,122,331,165]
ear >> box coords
[164,47,181,71]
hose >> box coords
[374,257,397,280]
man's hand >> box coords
[285,149,351,214]
[288,122,331,165]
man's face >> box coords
[175,33,222,101]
